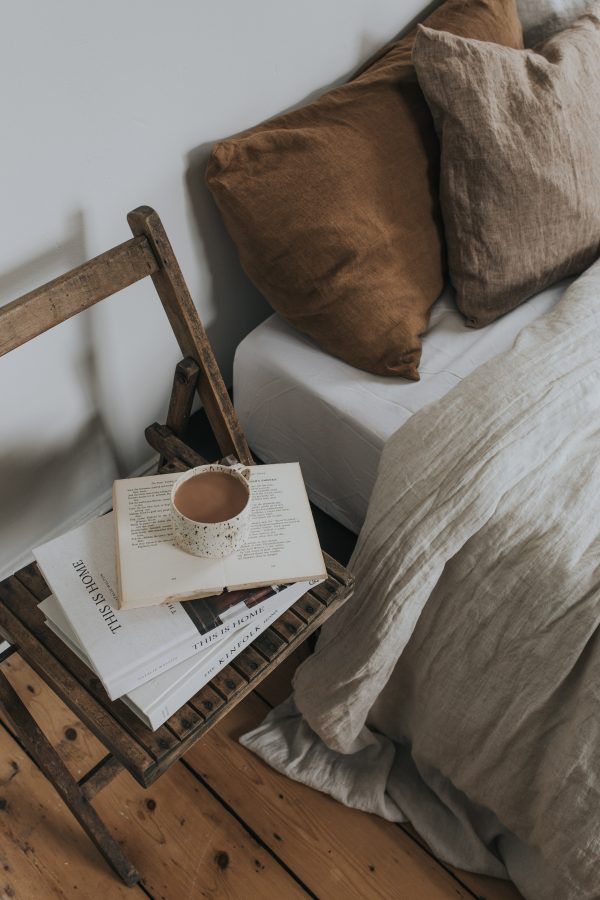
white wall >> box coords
[0,0,431,578]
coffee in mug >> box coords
[174,470,248,523]
[170,463,252,558]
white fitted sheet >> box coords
[233,283,568,533]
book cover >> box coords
[113,463,326,609]
[40,577,315,730]
[33,513,303,700]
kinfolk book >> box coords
[33,513,305,700]
[112,463,326,609]
[39,577,314,730]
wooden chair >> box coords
[0,207,353,886]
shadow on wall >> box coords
[183,61,367,365]
[0,210,86,307]
[184,2,442,365]
[0,416,118,579]
[185,142,270,371]
[0,212,122,576]
[182,35,381,365]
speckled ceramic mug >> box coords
[170,463,252,558]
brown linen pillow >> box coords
[412,7,600,328]
[205,1,523,380]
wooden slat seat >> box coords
[0,206,354,885]
[0,555,352,789]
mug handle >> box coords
[228,462,252,481]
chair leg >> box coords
[0,670,140,887]
[159,356,200,468]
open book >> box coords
[113,463,326,609]
[34,512,313,700]
[39,576,313,730]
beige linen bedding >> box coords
[241,261,600,899]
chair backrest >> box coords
[0,206,252,465]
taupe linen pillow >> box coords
[206,1,523,380]
[517,0,594,45]
[413,7,600,328]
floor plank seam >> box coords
[137,879,156,899]
[0,713,150,896]
[395,823,482,900]
[178,757,317,899]
[252,679,484,900]
[6,580,167,763]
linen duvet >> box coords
[242,261,600,899]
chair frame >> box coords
[0,207,353,886]
[0,205,252,465]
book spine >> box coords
[104,582,309,697]
[41,587,272,700]
[102,598,275,700]
[142,583,316,730]
[140,628,254,730]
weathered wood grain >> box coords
[79,755,124,801]
[0,722,141,899]
[1,652,106,779]
[0,669,139,885]
[145,421,207,468]
[0,204,357,888]
[160,357,199,467]
[94,756,309,899]
[0,660,307,899]
[165,357,199,438]
[0,583,153,780]
[128,206,253,464]
[7,559,352,791]
[0,637,519,899]
[4,575,178,768]
[0,236,157,357]
[184,692,475,900]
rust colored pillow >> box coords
[206,1,523,379]
[413,7,600,327]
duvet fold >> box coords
[241,260,600,900]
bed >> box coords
[222,4,600,896]
[234,281,567,533]
[240,262,600,900]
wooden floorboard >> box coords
[0,648,522,899]
[254,643,311,708]
[92,752,308,899]
[254,645,524,900]
[0,724,139,900]
[184,691,473,900]
[1,653,106,777]
[402,824,524,900]
[1,655,307,899]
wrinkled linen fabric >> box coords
[241,261,600,900]
[206,1,523,380]
[517,0,595,44]
[412,6,600,328]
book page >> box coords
[223,465,325,585]
[114,464,325,608]
[33,513,201,698]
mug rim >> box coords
[171,463,251,526]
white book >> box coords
[34,513,304,700]
[40,577,314,730]
[113,463,326,609]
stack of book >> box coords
[34,463,326,730]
